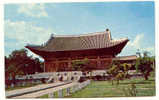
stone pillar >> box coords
[72,85,76,93]
[58,89,63,98]
[11,83,14,88]
[66,87,71,96]
[48,92,54,98]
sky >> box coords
[4,1,155,60]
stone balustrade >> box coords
[47,80,91,98]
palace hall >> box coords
[26,29,130,72]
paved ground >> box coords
[6,81,74,98]
[11,82,78,98]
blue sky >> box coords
[4,1,155,59]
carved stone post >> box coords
[48,92,54,98]
[58,89,63,98]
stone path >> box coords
[6,81,73,98]
[11,82,78,98]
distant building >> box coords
[113,55,137,63]
[113,55,137,69]
[26,29,130,72]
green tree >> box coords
[72,58,90,71]
[107,60,131,85]
[135,51,154,80]
[72,58,93,78]
[107,64,119,85]
[5,49,44,85]
[5,49,28,80]
[120,63,131,78]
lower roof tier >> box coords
[25,29,129,58]
[26,39,128,59]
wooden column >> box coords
[44,60,46,72]
[53,59,58,72]
[45,62,49,72]
[68,58,72,70]
[97,56,101,68]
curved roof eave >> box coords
[25,38,129,56]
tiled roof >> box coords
[113,55,137,61]
[26,29,129,52]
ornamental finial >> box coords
[106,28,109,32]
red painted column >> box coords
[55,59,58,72]
[97,56,101,68]
[68,58,72,71]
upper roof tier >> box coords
[25,29,129,52]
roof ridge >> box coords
[53,31,106,37]
[111,37,129,42]
[116,55,137,58]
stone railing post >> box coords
[47,80,91,98]
[66,87,71,96]
[58,89,63,98]
[48,92,54,98]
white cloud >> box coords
[145,47,154,52]
[120,33,155,56]
[5,20,53,57]
[143,47,155,55]
[5,20,52,45]
[127,34,144,49]
[17,4,48,18]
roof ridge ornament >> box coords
[51,33,54,37]
[106,28,112,40]
[43,33,55,47]
[106,28,109,31]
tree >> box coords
[72,58,94,79]
[5,49,28,80]
[72,58,90,72]
[107,60,131,85]
[5,49,44,85]
[120,63,131,78]
[107,64,119,85]
[135,51,154,80]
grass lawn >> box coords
[39,76,155,98]
[67,77,155,98]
